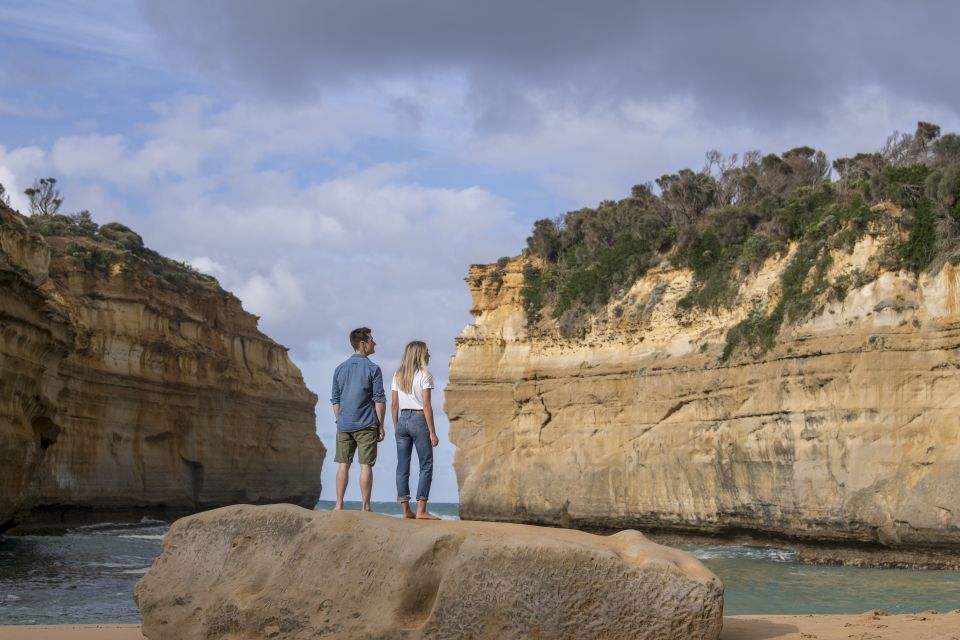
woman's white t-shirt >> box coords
[391,369,435,410]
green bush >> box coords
[555,236,650,316]
[832,196,877,251]
[736,233,780,274]
[722,308,782,361]
[29,212,99,238]
[521,263,545,324]
[829,272,852,302]
[65,243,115,274]
[880,164,931,208]
[99,222,144,252]
[515,122,960,345]
[776,185,837,240]
[722,228,833,360]
[926,164,960,221]
[899,200,936,274]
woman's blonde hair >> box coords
[395,341,429,394]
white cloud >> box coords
[51,134,130,180]
[0,145,49,212]
[188,256,225,277]
[231,263,307,329]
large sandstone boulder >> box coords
[134,504,724,639]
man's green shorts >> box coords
[334,425,380,465]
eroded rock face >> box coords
[0,205,324,528]
[0,210,71,529]
[134,505,723,640]
[446,234,960,549]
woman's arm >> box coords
[422,388,439,447]
[391,390,400,428]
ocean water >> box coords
[313,500,461,518]
[2,503,960,624]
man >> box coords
[331,327,386,511]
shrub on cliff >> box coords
[521,263,546,323]
[29,212,99,238]
[65,242,116,274]
[899,201,937,274]
[99,222,145,252]
[26,204,221,292]
[520,121,959,356]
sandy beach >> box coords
[1,611,958,640]
[0,626,144,640]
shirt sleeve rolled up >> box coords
[371,366,386,403]
[330,365,342,405]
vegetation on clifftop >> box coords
[519,123,960,356]
[0,180,219,293]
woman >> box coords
[391,340,440,519]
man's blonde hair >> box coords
[395,341,428,393]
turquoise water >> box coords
[681,545,960,615]
[1,503,959,624]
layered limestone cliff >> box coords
[0,205,324,530]
[446,211,960,552]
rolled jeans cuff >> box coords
[416,495,429,501]
[398,495,411,503]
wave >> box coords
[121,567,151,575]
[1,594,22,602]
[117,534,165,541]
[686,544,798,562]
[69,522,141,532]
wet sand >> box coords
[1,611,958,640]
[719,610,960,639]
[0,625,145,639]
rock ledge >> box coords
[135,504,723,640]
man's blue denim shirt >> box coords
[331,354,386,432]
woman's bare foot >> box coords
[415,499,440,519]
[400,501,415,518]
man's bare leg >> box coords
[335,463,350,510]
[400,500,415,518]
[415,499,440,520]
[359,464,373,511]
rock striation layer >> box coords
[135,504,723,640]
[446,229,960,552]
[0,205,324,529]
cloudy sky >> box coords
[2,1,959,503]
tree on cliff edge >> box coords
[24,177,63,217]
[0,182,10,207]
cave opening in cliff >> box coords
[31,416,61,451]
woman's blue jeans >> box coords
[395,410,433,502]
